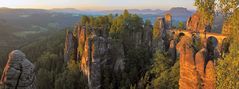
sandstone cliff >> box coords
[177,36,216,89]
[152,15,172,52]
[64,30,78,62]
[64,24,127,89]
[186,12,211,33]
[0,50,36,89]
[177,36,199,89]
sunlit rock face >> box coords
[204,60,216,89]
[165,13,172,29]
[195,48,207,80]
[176,36,199,89]
[0,50,36,89]
[176,36,216,89]
[77,26,87,61]
[186,12,207,33]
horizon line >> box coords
[0,7,197,11]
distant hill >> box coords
[102,9,163,15]
[164,7,193,17]
[49,7,193,16]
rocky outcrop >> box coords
[186,12,208,32]
[165,13,172,29]
[81,35,109,89]
[195,48,207,80]
[152,16,168,52]
[0,50,36,89]
[68,24,126,89]
[168,39,177,62]
[204,60,216,89]
[177,36,216,89]
[177,36,199,89]
[64,30,78,62]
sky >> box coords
[0,0,196,10]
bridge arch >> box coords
[179,32,185,37]
[221,38,230,57]
[206,36,219,59]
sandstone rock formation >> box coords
[186,12,208,33]
[64,30,78,62]
[76,26,88,61]
[65,24,127,89]
[168,39,177,62]
[176,36,199,89]
[81,35,108,89]
[177,36,216,89]
[204,60,216,89]
[195,48,207,80]
[152,16,169,52]
[165,13,172,29]
[0,50,36,89]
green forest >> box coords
[0,0,238,89]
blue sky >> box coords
[0,0,196,10]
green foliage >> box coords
[144,19,152,27]
[218,0,239,17]
[18,30,88,89]
[55,60,88,89]
[216,9,239,89]
[37,69,54,89]
[178,21,185,29]
[153,19,161,39]
[195,0,216,25]
[109,9,144,39]
[134,51,179,89]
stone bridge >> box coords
[169,29,228,51]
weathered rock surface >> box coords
[81,35,108,89]
[186,12,207,32]
[165,13,172,29]
[204,60,216,89]
[177,36,216,89]
[168,39,176,62]
[195,48,207,79]
[80,34,126,89]
[0,50,36,89]
[73,24,127,89]
[64,30,78,62]
[177,36,199,89]
[152,16,167,52]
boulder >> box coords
[0,50,36,89]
